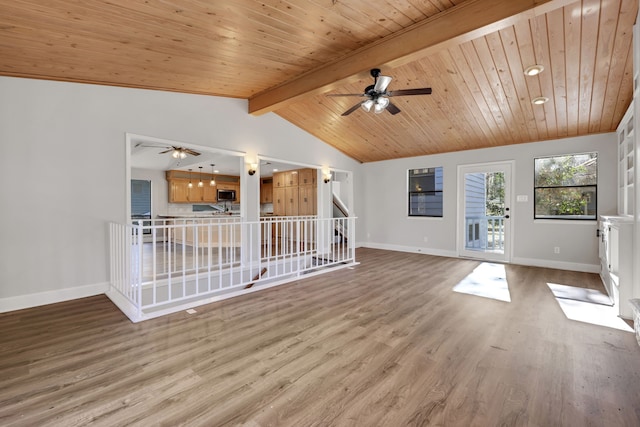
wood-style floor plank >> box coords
[1,248,639,426]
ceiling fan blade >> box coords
[387,88,432,96]
[158,148,174,154]
[183,148,201,156]
[326,93,367,97]
[386,101,401,115]
[374,75,392,93]
[341,102,364,116]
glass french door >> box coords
[458,162,512,262]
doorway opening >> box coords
[458,162,512,262]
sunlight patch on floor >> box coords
[453,262,510,302]
[547,283,632,332]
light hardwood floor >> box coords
[1,248,639,426]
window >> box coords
[131,179,152,233]
[408,167,443,217]
[534,153,597,220]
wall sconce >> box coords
[248,163,258,176]
[323,171,331,183]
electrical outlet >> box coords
[554,247,560,254]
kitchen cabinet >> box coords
[202,183,217,202]
[169,178,191,203]
[298,183,316,215]
[168,179,217,203]
[190,183,218,203]
[298,168,316,186]
[273,172,285,188]
[272,168,317,216]
[273,170,298,188]
[273,187,286,215]
[285,187,299,216]
[166,170,238,203]
[260,178,273,203]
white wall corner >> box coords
[0,282,108,313]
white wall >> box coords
[0,76,360,310]
[360,133,617,272]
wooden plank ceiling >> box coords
[0,0,637,163]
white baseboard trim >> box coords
[0,282,108,313]
[359,242,457,259]
[511,257,599,273]
[358,242,599,273]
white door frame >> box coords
[457,161,514,262]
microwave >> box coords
[217,189,236,201]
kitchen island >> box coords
[158,215,241,248]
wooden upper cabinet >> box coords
[273,172,286,188]
[298,168,316,186]
[202,183,217,202]
[286,171,299,187]
[169,178,190,203]
[189,183,217,203]
[166,170,238,203]
[273,170,300,187]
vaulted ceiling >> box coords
[0,0,637,162]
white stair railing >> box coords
[108,216,357,322]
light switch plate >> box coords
[516,195,528,202]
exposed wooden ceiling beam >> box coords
[248,0,576,116]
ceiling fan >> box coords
[158,146,201,159]
[327,68,432,116]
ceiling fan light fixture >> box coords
[361,99,374,112]
[374,96,389,114]
[172,148,187,159]
[524,64,544,76]
[532,96,549,105]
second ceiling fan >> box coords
[328,68,432,116]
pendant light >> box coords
[209,164,216,186]
[188,169,193,188]
[198,166,204,187]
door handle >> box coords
[504,215,510,219]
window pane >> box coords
[131,179,151,216]
[534,153,597,187]
[534,186,596,219]
[408,167,443,217]
[409,192,443,216]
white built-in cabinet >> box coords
[618,104,635,216]
[599,14,640,323]
[599,216,634,318]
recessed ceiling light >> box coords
[532,96,549,105]
[524,64,545,76]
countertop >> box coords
[157,213,239,218]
